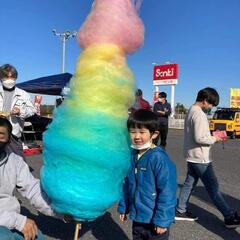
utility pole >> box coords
[52,29,78,73]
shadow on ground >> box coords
[177,184,240,212]
[192,186,240,212]
[21,208,129,240]
[189,203,240,240]
[177,184,240,239]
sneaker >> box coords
[175,210,198,221]
[225,212,240,229]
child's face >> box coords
[0,126,9,143]
[129,127,158,147]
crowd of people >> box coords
[129,88,172,149]
[0,64,239,240]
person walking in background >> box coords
[175,87,240,228]
[0,64,36,157]
[118,109,177,240]
[153,92,171,150]
[129,89,152,113]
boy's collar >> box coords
[137,143,157,159]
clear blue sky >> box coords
[1,0,240,107]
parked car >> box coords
[209,108,240,139]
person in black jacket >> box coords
[153,92,171,150]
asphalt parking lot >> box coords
[21,129,240,240]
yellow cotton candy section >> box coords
[67,44,135,117]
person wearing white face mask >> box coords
[118,109,177,240]
[175,87,240,228]
[0,64,36,157]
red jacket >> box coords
[129,97,152,113]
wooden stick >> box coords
[74,222,81,240]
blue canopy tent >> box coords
[16,72,72,96]
[16,73,73,140]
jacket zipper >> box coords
[133,154,138,218]
[133,148,152,219]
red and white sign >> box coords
[153,64,178,85]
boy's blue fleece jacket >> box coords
[118,147,177,228]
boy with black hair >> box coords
[0,117,57,239]
[153,92,171,150]
[118,109,177,240]
[175,87,240,228]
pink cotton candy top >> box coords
[78,0,144,54]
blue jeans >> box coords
[0,226,45,240]
[177,162,233,219]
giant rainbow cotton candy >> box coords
[41,0,144,221]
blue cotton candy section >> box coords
[41,106,131,221]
